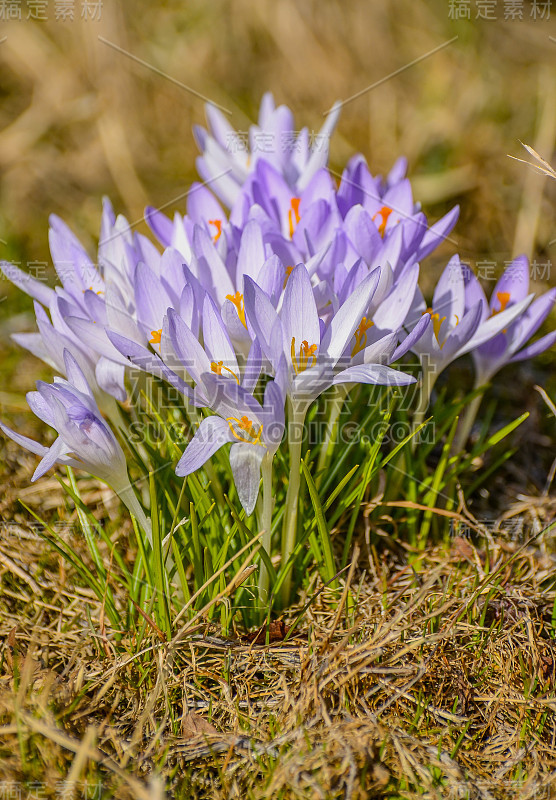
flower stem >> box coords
[258,451,274,606]
[411,366,437,451]
[316,386,348,486]
[116,480,153,545]
[452,388,484,455]
[280,401,306,607]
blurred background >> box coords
[0,0,555,494]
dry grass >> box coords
[0,499,555,798]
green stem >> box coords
[316,385,348,485]
[411,366,438,452]
[115,480,153,545]
[280,401,306,607]
[258,452,274,605]
[452,388,484,455]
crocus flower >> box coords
[334,154,460,274]
[0,351,151,534]
[193,92,341,208]
[405,255,535,411]
[176,375,285,515]
[244,263,417,413]
[464,255,556,385]
[1,200,159,405]
[450,255,556,451]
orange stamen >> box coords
[288,197,301,238]
[352,317,374,356]
[226,415,263,445]
[210,360,239,383]
[424,308,447,345]
[149,329,162,345]
[283,265,294,288]
[492,291,511,315]
[226,292,247,328]
[291,337,318,374]
[208,219,222,243]
[372,206,393,237]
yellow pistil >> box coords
[226,415,263,445]
[290,337,318,375]
[84,286,103,295]
[283,265,294,288]
[226,291,247,328]
[492,291,511,316]
[208,218,222,243]
[372,206,393,237]
[210,360,239,383]
[351,317,374,356]
[288,197,301,238]
[149,329,162,345]
[424,307,447,345]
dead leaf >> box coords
[244,619,290,645]
[181,712,218,739]
[451,536,474,562]
[5,627,17,672]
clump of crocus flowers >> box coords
[2,93,554,607]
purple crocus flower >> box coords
[0,350,150,534]
[244,263,417,412]
[146,182,230,260]
[405,256,534,389]
[1,200,160,405]
[176,375,285,516]
[334,154,460,274]
[107,293,263,411]
[464,255,556,385]
[193,93,341,208]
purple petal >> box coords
[387,156,408,186]
[0,420,49,458]
[490,255,529,309]
[415,206,459,261]
[186,182,225,225]
[320,269,380,365]
[95,357,127,403]
[352,332,398,366]
[202,294,238,374]
[134,261,173,337]
[432,255,464,333]
[392,313,432,361]
[256,254,285,306]
[166,308,211,386]
[459,294,534,355]
[175,416,234,477]
[229,443,265,516]
[236,220,266,286]
[510,330,556,363]
[32,436,71,481]
[242,338,263,393]
[463,268,489,320]
[107,328,195,402]
[333,364,416,386]
[344,205,382,264]
[1,260,55,307]
[243,276,283,366]
[443,303,483,359]
[506,288,556,354]
[280,264,320,359]
[373,261,419,332]
[145,206,174,248]
[63,350,94,398]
